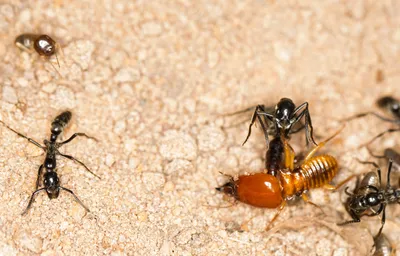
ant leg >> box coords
[323,175,357,191]
[375,206,386,239]
[342,112,400,124]
[60,187,90,212]
[35,165,44,190]
[337,210,361,226]
[223,106,256,116]
[289,123,305,134]
[21,188,46,215]
[359,128,400,149]
[57,152,101,179]
[58,133,98,145]
[293,102,317,146]
[242,105,273,146]
[304,125,345,161]
[265,201,286,231]
[0,120,44,149]
[386,159,393,189]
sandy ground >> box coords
[0,0,400,255]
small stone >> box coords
[113,119,126,134]
[50,86,76,108]
[164,159,193,176]
[13,230,43,253]
[137,211,148,222]
[2,86,18,104]
[105,153,115,167]
[142,21,162,36]
[41,83,57,94]
[69,202,87,221]
[114,67,141,83]
[141,172,165,191]
[197,126,225,152]
[159,130,197,161]
[163,181,175,192]
[69,40,95,70]
[16,77,29,87]
[18,9,31,23]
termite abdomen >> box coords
[298,155,338,190]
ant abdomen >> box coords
[51,111,72,135]
[15,34,37,53]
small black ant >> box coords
[344,96,400,148]
[233,98,317,176]
[338,159,399,238]
[0,111,98,214]
[15,33,62,72]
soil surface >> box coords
[0,1,399,255]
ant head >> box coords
[216,179,237,198]
[275,98,296,130]
[44,171,60,199]
[376,96,400,117]
[34,35,56,57]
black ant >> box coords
[235,98,317,176]
[0,111,98,214]
[344,96,400,148]
[338,159,399,238]
[15,33,62,73]
[242,98,317,146]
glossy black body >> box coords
[339,160,400,238]
[242,98,316,176]
[0,111,96,214]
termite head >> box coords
[44,171,60,199]
[216,178,238,200]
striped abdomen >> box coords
[280,155,338,198]
[298,154,338,190]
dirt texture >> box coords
[0,0,400,255]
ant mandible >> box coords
[0,111,98,214]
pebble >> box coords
[2,86,18,104]
[141,21,162,36]
[69,40,95,70]
[159,130,197,161]
[197,126,225,152]
[114,67,141,83]
[13,230,42,253]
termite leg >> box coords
[304,125,345,161]
[323,174,357,191]
[265,201,286,231]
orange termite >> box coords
[216,126,353,230]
